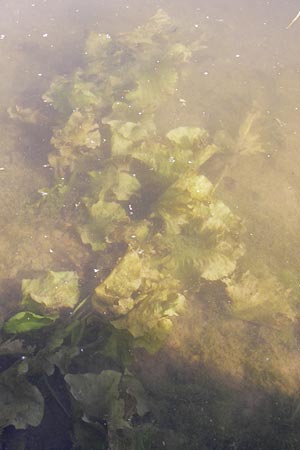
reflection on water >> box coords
[1,1,300,449]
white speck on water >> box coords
[194,24,199,28]
[49,249,54,253]
[93,268,100,273]
[37,73,43,77]
[235,54,241,58]
[0,34,6,40]
[0,167,5,171]
[203,71,209,75]
[42,33,48,38]
[40,191,48,196]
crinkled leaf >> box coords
[3,311,58,334]
[43,71,108,115]
[112,283,185,346]
[0,372,44,429]
[78,198,128,251]
[225,270,295,322]
[52,110,100,150]
[126,65,178,111]
[215,109,278,156]
[121,9,173,47]
[22,271,80,311]
[50,110,101,172]
[65,370,127,430]
[8,105,45,124]
[94,250,185,350]
[154,174,245,281]
[84,32,113,62]
[86,167,141,202]
[166,126,209,148]
[104,119,155,156]
[94,251,143,314]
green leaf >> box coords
[121,371,149,416]
[43,70,109,115]
[50,110,101,172]
[93,249,186,351]
[3,311,58,334]
[78,197,128,251]
[22,271,80,311]
[166,126,209,148]
[65,370,127,430]
[153,173,245,281]
[121,9,173,47]
[126,65,178,111]
[0,371,44,429]
[105,119,155,156]
[225,269,295,322]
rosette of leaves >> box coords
[93,249,185,352]
[104,115,219,187]
[43,9,202,176]
[152,172,245,282]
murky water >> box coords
[1,1,300,449]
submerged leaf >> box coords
[78,197,128,251]
[225,270,295,322]
[3,311,58,334]
[0,371,44,429]
[50,110,101,172]
[93,249,186,351]
[166,126,208,148]
[154,173,245,281]
[22,271,80,311]
[126,65,178,111]
[65,370,127,430]
[121,9,173,47]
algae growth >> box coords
[1,8,300,450]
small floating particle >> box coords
[49,248,54,253]
[0,34,6,40]
[37,73,43,77]
[0,167,5,171]
[42,33,48,38]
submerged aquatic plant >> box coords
[1,7,295,450]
